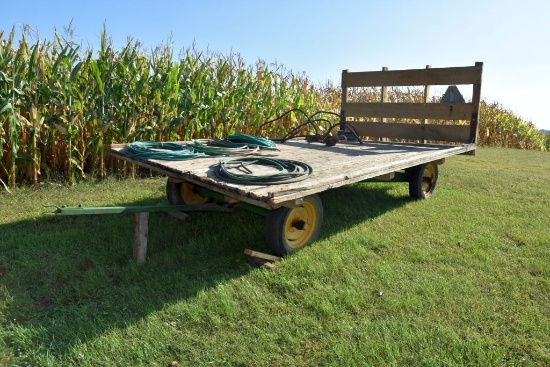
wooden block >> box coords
[246,255,269,267]
[262,262,277,270]
[245,255,277,270]
[244,249,282,262]
[133,212,149,264]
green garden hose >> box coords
[120,141,205,160]
[224,134,278,150]
[121,134,277,160]
[216,157,313,185]
[120,137,311,185]
[187,140,260,156]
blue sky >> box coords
[3,0,550,129]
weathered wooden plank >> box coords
[343,65,482,87]
[133,212,149,264]
[380,67,389,124]
[347,122,471,142]
[254,144,475,204]
[469,64,483,144]
[422,65,432,142]
[111,140,476,209]
[178,143,471,204]
[342,102,475,120]
[244,249,282,262]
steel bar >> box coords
[44,203,233,216]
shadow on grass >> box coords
[0,181,408,357]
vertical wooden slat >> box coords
[422,65,432,144]
[340,69,348,130]
[133,212,149,263]
[380,66,388,123]
[469,62,484,144]
[380,67,388,141]
[341,69,349,105]
[422,65,432,143]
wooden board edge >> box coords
[244,249,282,262]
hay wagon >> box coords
[106,62,483,259]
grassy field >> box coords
[0,146,549,366]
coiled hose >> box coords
[120,134,277,160]
[120,141,205,160]
[216,157,313,185]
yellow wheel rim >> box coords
[284,202,317,249]
[180,183,209,205]
[421,164,436,195]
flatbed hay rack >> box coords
[48,62,483,263]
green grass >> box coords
[0,147,549,366]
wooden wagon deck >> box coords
[110,139,475,209]
[105,63,483,258]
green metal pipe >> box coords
[44,203,233,216]
[197,186,225,202]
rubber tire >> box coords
[165,179,209,205]
[408,162,439,199]
[264,194,323,256]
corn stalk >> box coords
[1,25,546,188]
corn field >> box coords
[1,26,547,188]
[478,100,548,150]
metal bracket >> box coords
[281,198,304,209]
